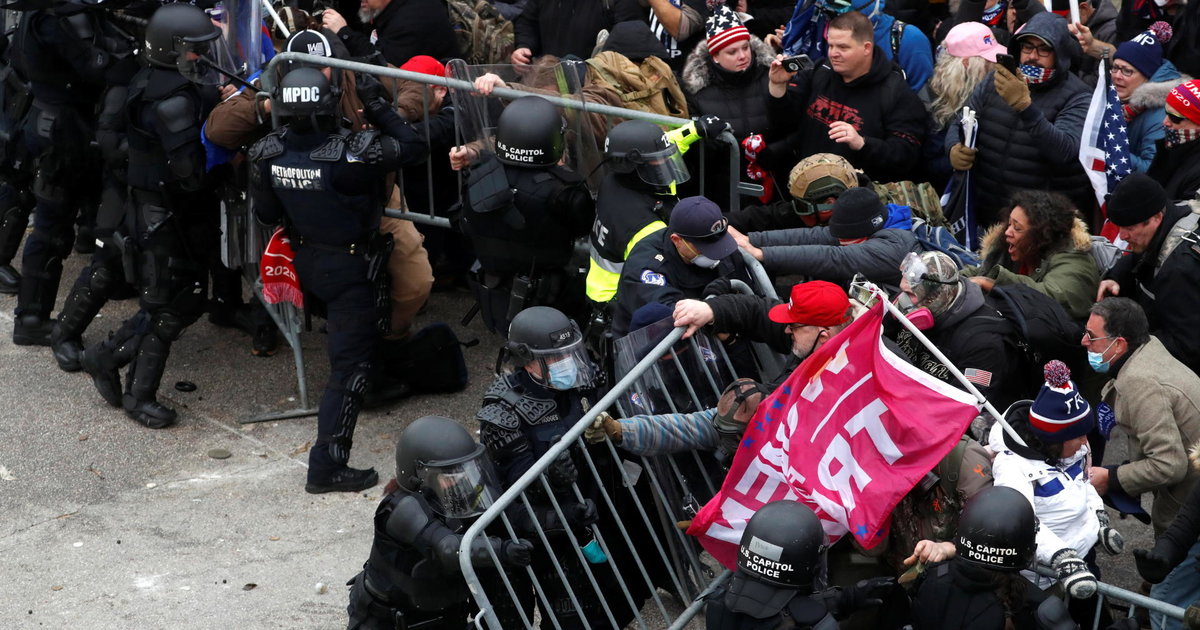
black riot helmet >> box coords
[143,3,222,83]
[495,96,566,168]
[502,306,596,391]
[723,500,827,619]
[274,67,339,126]
[394,416,503,519]
[604,119,690,189]
[955,486,1037,572]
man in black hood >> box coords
[764,10,927,185]
[947,12,1092,230]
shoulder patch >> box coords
[640,269,666,286]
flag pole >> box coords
[859,281,1029,447]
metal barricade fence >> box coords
[1034,565,1195,630]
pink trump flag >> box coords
[688,302,981,568]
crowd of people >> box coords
[5,0,1200,628]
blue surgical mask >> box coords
[691,254,721,269]
[547,356,578,389]
[1088,339,1117,373]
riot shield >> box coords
[445,58,604,190]
[208,0,264,79]
[612,314,735,417]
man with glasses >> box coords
[1147,79,1200,201]
[947,12,1092,229]
[1081,297,1200,630]
[1096,173,1200,376]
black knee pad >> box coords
[89,264,114,293]
[150,310,184,342]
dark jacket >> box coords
[765,47,927,184]
[514,0,643,60]
[612,229,750,337]
[336,0,461,66]
[1074,0,1118,85]
[681,36,775,206]
[891,280,1027,411]
[1104,202,1200,375]
[706,293,793,355]
[947,12,1093,230]
[1147,137,1200,202]
[1166,0,1200,78]
[751,226,920,291]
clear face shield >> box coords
[899,252,960,314]
[206,0,264,79]
[632,143,691,188]
[177,32,234,85]
[419,445,503,519]
[529,334,597,391]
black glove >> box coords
[501,538,534,568]
[839,576,895,611]
[566,499,599,528]
[1134,547,1176,584]
[703,277,735,297]
[696,114,732,139]
[545,437,578,491]
[355,71,386,106]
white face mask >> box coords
[690,254,721,268]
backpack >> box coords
[988,284,1087,383]
[874,181,946,225]
[445,0,515,66]
[585,51,689,122]
[392,323,472,393]
[911,218,982,267]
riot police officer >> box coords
[461,95,594,336]
[8,0,116,343]
[585,120,691,305]
[79,2,220,428]
[705,500,894,629]
[0,28,35,296]
[346,415,534,629]
[611,195,750,337]
[48,2,141,371]
[248,65,424,492]
[910,486,1076,630]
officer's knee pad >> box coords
[343,366,370,400]
[89,265,115,293]
[150,310,184,342]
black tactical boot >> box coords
[123,332,176,429]
[305,466,379,494]
[0,264,18,294]
[12,314,52,345]
[80,343,123,408]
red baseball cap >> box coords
[768,281,851,326]
[400,55,446,77]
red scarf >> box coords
[260,227,304,308]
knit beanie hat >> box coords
[828,187,888,239]
[706,4,750,55]
[1114,21,1172,79]
[1166,79,1200,126]
[1029,361,1095,442]
[1106,172,1168,227]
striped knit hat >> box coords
[706,4,750,55]
[1029,361,1095,442]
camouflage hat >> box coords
[787,153,858,201]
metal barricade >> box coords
[1034,565,1195,630]
[459,326,732,629]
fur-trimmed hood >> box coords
[979,216,1093,262]
[1128,61,1190,111]
[681,35,775,95]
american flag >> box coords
[1079,59,1133,240]
[964,368,993,387]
